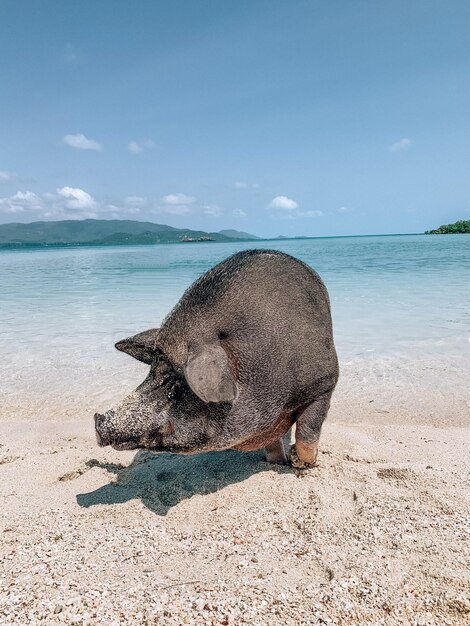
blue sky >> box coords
[0,1,469,236]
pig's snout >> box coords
[94,412,113,447]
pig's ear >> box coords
[184,343,237,404]
[115,328,160,364]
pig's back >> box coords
[157,250,338,405]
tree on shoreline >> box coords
[425,219,470,234]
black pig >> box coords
[94,250,339,467]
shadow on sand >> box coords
[76,449,290,516]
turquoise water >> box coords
[1,235,469,421]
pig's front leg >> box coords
[290,390,333,469]
[265,439,288,465]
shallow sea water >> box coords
[0,235,469,422]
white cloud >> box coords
[0,190,44,213]
[203,204,224,217]
[388,137,412,153]
[161,193,196,205]
[0,187,232,222]
[0,179,112,222]
[63,133,102,151]
[235,181,259,189]
[267,200,323,219]
[337,206,351,213]
[268,195,299,210]
[57,186,96,209]
[14,191,38,204]
[297,210,324,217]
[232,208,247,217]
[128,139,155,153]
[158,193,196,215]
[125,196,147,207]
[128,141,142,154]
[269,212,296,220]
[0,170,16,183]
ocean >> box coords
[1,234,469,423]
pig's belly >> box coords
[231,409,293,451]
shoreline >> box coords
[3,353,469,427]
[0,232,436,253]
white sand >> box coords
[1,395,469,625]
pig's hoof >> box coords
[289,445,318,470]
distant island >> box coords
[218,229,259,240]
[425,219,470,234]
[0,219,260,249]
[0,219,440,250]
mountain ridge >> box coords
[218,229,260,240]
[0,219,260,247]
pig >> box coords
[94,249,339,468]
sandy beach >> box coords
[1,391,469,626]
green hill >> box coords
[425,219,470,234]
[218,229,259,240]
[0,219,258,248]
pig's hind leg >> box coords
[290,390,333,469]
[265,439,288,465]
